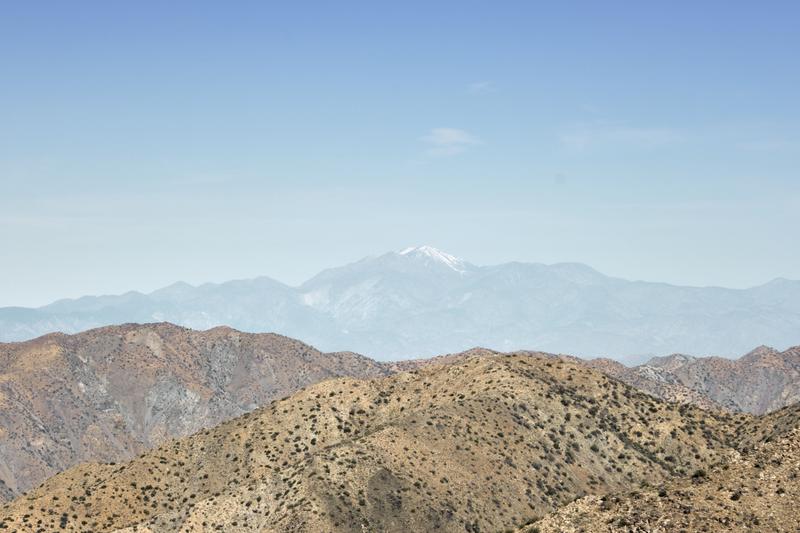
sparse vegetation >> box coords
[4,352,790,532]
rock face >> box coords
[0,323,388,500]
[0,354,750,532]
[525,404,800,533]
[617,345,800,414]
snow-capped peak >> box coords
[398,245,467,273]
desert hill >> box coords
[0,354,749,532]
[391,345,800,416]
[525,403,800,532]
[584,346,800,415]
[0,323,387,500]
[3,321,797,508]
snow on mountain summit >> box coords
[398,245,468,273]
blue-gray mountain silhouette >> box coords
[2,246,798,362]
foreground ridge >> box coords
[524,404,800,533]
[1,354,750,532]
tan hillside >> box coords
[384,347,511,372]
[388,347,727,412]
[0,323,387,500]
[525,404,800,533]
[732,401,800,452]
[583,357,724,412]
[393,345,800,415]
[0,354,746,532]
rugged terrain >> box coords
[585,345,800,415]
[394,345,800,416]
[525,404,800,533]
[2,320,796,506]
[0,323,387,499]
[0,354,754,532]
[583,357,724,411]
[637,345,800,415]
[2,246,799,361]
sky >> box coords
[1,1,799,307]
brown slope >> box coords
[387,348,726,412]
[525,404,800,533]
[583,358,724,412]
[393,345,800,415]
[0,323,387,500]
[384,347,509,372]
[0,354,746,532]
[732,401,800,452]
[640,345,800,415]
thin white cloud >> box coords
[559,122,682,151]
[468,81,495,95]
[421,128,482,156]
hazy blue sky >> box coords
[1,1,799,306]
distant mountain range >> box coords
[2,245,799,362]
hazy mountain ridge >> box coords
[0,354,753,532]
[2,246,799,362]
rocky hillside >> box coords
[589,345,800,415]
[391,345,800,415]
[1,320,796,513]
[583,357,727,412]
[391,349,721,412]
[0,323,387,500]
[641,345,800,414]
[525,404,800,533]
[0,354,748,532]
